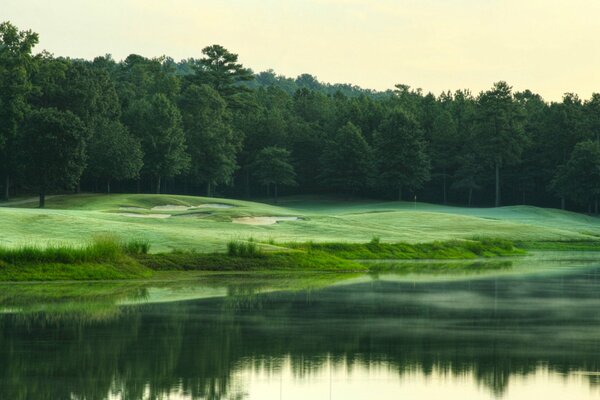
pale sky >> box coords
[3,0,600,101]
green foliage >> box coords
[86,119,143,192]
[179,83,239,195]
[319,122,374,193]
[20,107,87,206]
[375,108,431,199]
[252,146,297,199]
[551,140,600,208]
[124,93,190,192]
[286,238,523,260]
[226,239,263,258]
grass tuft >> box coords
[227,238,263,258]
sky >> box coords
[3,0,600,101]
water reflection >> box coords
[0,256,600,399]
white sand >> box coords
[232,216,299,225]
[118,213,172,219]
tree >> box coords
[375,109,431,200]
[179,83,239,196]
[189,45,253,106]
[87,120,143,193]
[251,147,296,202]
[319,122,374,194]
[551,140,600,213]
[475,81,525,207]
[125,94,189,193]
[0,21,38,200]
[21,108,86,207]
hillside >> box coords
[1,194,599,252]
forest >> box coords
[2,21,600,211]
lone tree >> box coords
[252,146,296,202]
[319,122,374,194]
[86,120,143,193]
[552,140,600,213]
[21,108,86,207]
[0,21,38,200]
[475,81,525,207]
[375,109,431,200]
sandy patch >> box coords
[232,216,300,225]
[118,213,171,219]
[119,206,147,211]
[151,205,189,211]
[151,203,233,211]
[193,203,233,209]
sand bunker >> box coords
[151,203,234,211]
[119,206,147,211]
[118,213,171,219]
[232,216,300,225]
[151,205,189,211]
[194,203,233,209]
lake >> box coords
[1,253,600,399]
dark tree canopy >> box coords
[21,108,86,207]
[251,146,296,201]
[2,21,600,214]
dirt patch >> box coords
[118,213,171,219]
[232,216,300,225]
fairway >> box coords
[1,194,599,252]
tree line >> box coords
[1,21,600,211]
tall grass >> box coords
[0,235,150,265]
[227,239,263,258]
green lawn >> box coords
[1,193,599,252]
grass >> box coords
[0,235,152,281]
[1,193,600,253]
[283,237,523,260]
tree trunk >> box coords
[75,182,80,194]
[442,172,447,205]
[206,182,212,197]
[266,183,270,198]
[560,197,565,210]
[156,176,161,194]
[107,179,111,194]
[39,191,45,208]
[3,174,9,201]
[274,184,278,203]
[468,188,473,207]
[495,163,501,207]
[398,185,403,201]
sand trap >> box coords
[119,206,147,211]
[193,203,234,209]
[232,216,300,225]
[118,213,171,219]
[151,203,234,211]
[151,205,189,211]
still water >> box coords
[1,253,600,399]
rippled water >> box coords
[1,254,600,399]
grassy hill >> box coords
[1,194,599,252]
